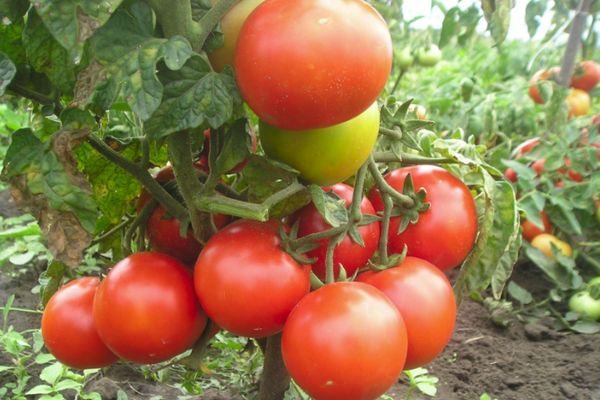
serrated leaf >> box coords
[23,9,81,94]
[89,2,193,119]
[0,52,16,96]
[455,170,520,301]
[33,0,124,62]
[309,186,348,228]
[145,57,243,138]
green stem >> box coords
[378,193,393,265]
[140,137,150,170]
[7,83,62,114]
[147,0,201,50]
[87,135,188,221]
[368,155,414,208]
[324,233,345,285]
[557,0,594,87]
[258,333,291,400]
[349,162,368,222]
[373,151,455,165]
[0,307,43,315]
[91,217,132,245]
[123,199,156,255]
[167,131,212,243]
[380,127,403,141]
[291,225,347,249]
[179,320,217,370]
[197,0,239,49]
[390,68,406,95]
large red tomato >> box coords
[93,252,206,364]
[235,0,392,130]
[369,165,477,270]
[521,211,552,242]
[194,220,311,337]
[294,183,379,280]
[42,277,117,369]
[282,282,407,400]
[571,60,600,92]
[357,257,456,370]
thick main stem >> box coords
[147,0,200,50]
[258,333,290,400]
[557,0,594,87]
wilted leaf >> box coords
[481,0,513,46]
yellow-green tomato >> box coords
[531,233,573,259]
[569,291,600,321]
[208,0,264,72]
[259,102,380,186]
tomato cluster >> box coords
[528,60,599,117]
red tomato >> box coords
[42,277,117,369]
[563,158,583,182]
[521,211,553,242]
[511,137,540,159]
[357,256,456,370]
[194,220,311,337]
[93,252,206,364]
[235,0,392,130]
[282,282,407,400]
[571,60,600,92]
[294,183,380,280]
[532,158,545,175]
[504,168,518,182]
[369,165,477,270]
[529,68,559,104]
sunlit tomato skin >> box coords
[571,60,600,92]
[282,282,407,400]
[235,0,392,130]
[207,0,265,72]
[194,220,311,338]
[295,183,380,280]
[529,68,559,104]
[369,165,478,270]
[260,102,379,186]
[504,168,518,182]
[521,211,552,242]
[566,89,591,117]
[93,253,206,364]
[357,257,456,370]
[531,233,573,259]
[42,277,118,369]
[512,137,540,159]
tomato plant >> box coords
[369,165,478,270]
[93,252,206,364]
[357,256,456,370]
[294,183,380,280]
[194,220,311,337]
[570,60,600,92]
[282,282,407,400]
[42,277,118,369]
[207,0,264,72]
[259,102,380,185]
[235,0,392,130]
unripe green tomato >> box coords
[569,291,600,321]
[395,47,414,70]
[416,45,442,67]
[260,102,380,186]
[461,77,474,102]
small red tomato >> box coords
[194,220,311,338]
[357,256,456,370]
[532,159,545,176]
[93,253,206,364]
[504,168,518,182]
[42,277,118,369]
[294,183,380,280]
[521,211,553,242]
[571,60,600,92]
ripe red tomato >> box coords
[282,282,407,400]
[571,60,600,92]
[357,256,456,370]
[259,101,379,186]
[235,0,392,130]
[511,137,540,159]
[207,0,265,72]
[294,183,380,280]
[504,168,518,182]
[194,220,311,337]
[521,211,552,242]
[532,158,545,176]
[369,165,477,270]
[42,277,117,369]
[529,68,559,104]
[93,252,206,364]
[566,89,591,117]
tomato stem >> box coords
[349,162,368,222]
[147,0,201,51]
[196,0,240,51]
[373,151,455,165]
[258,333,290,400]
[557,0,594,87]
[368,155,414,208]
[123,199,155,255]
[379,192,393,265]
[179,320,217,370]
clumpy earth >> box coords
[1,192,599,399]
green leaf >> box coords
[23,9,81,94]
[309,186,348,228]
[0,52,16,96]
[117,389,129,400]
[439,7,460,48]
[145,57,243,138]
[455,170,520,301]
[416,381,438,397]
[0,222,41,239]
[525,245,582,291]
[481,0,513,46]
[40,261,66,307]
[525,0,548,37]
[33,0,124,62]
[35,353,56,365]
[212,120,251,175]
[89,2,193,119]
[9,251,35,265]
[25,385,54,396]
[507,281,533,305]
[74,142,141,224]
[570,320,600,334]
[40,362,64,385]
[54,379,82,392]
[3,129,98,233]
[1,331,30,355]
[0,23,27,66]
[0,0,29,23]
